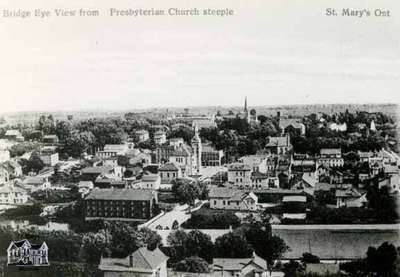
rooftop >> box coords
[99,247,168,272]
[158,163,179,171]
[227,163,251,171]
[81,166,113,174]
[282,195,307,202]
[320,148,342,155]
[85,188,155,201]
[142,174,160,182]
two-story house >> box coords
[317,148,344,168]
[7,239,49,266]
[140,174,161,190]
[158,163,182,184]
[0,182,28,204]
[227,163,252,188]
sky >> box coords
[0,0,399,113]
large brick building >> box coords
[85,189,157,221]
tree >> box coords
[301,252,320,264]
[185,230,214,263]
[367,180,398,223]
[139,227,163,250]
[22,151,45,174]
[37,114,55,135]
[107,222,144,258]
[64,131,96,158]
[282,260,304,277]
[167,126,194,144]
[366,242,399,277]
[214,233,253,258]
[172,178,203,206]
[55,120,73,143]
[167,230,214,264]
[174,256,211,273]
[81,232,110,264]
[236,223,288,270]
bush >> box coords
[181,208,240,229]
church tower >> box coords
[191,125,202,174]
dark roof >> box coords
[251,172,268,179]
[13,239,29,248]
[81,166,113,174]
[85,189,155,201]
[170,149,189,157]
[158,163,179,171]
[228,163,251,171]
[213,254,267,271]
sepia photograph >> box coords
[0,0,399,276]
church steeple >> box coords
[244,96,248,112]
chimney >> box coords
[129,254,134,267]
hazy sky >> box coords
[0,0,399,112]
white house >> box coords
[40,146,59,167]
[78,181,94,197]
[0,148,10,163]
[99,247,168,277]
[135,130,150,142]
[23,176,52,192]
[213,252,269,277]
[328,122,347,132]
[317,148,344,168]
[335,188,367,208]
[0,164,10,183]
[140,174,161,190]
[7,239,49,266]
[238,155,268,174]
[96,144,131,158]
[0,182,28,204]
[154,130,167,145]
[227,163,252,188]
[209,187,258,211]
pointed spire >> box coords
[244,96,248,112]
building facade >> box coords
[85,189,157,221]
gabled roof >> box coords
[279,118,304,129]
[99,247,168,272]
[335,188,362,198]
[158,163,179,171]
[170,149,190,157]
[23,176,48,185]
[213,254,267,271]
[5,130,22,136]
[302,173,317,188]
[0,183,27,193]
[142,174,160,182]
[81,166,113,174]
[227,163,251,171]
